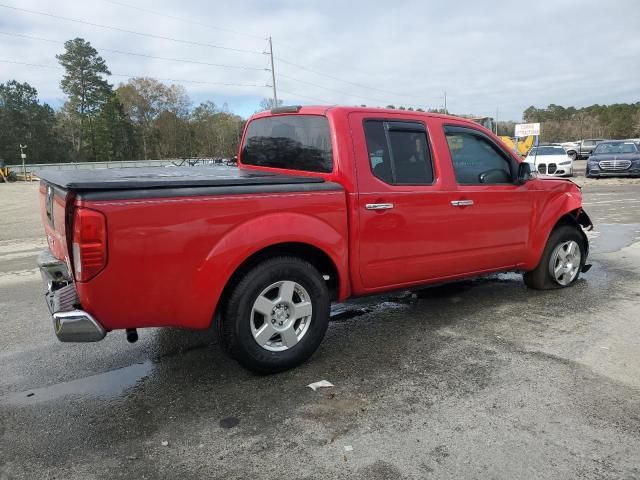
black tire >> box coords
[219,256,330,373]
[523,225,586,290]
[7,171,17,182]
[568,151,577,161]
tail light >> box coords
[72,208,107,282]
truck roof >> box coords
[250,105,481,126]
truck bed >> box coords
[37,164,347,331]
[38,166,340,200]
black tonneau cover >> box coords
[38,166,341,201]
[37,166,324,190]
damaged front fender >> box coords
[575,208,594,231]
[574,208,594,272]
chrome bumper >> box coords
[38,250,106,342]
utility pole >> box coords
[19,144,27,180]
[495,106,499,135]
[268,36,278,107]
[443,90,447,114]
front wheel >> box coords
[219,257,330,373]
[524,225,586,290]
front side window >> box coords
[241,115,333,173]
[363,120,434,185]
[445,127,514,184]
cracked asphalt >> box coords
[1,166,640,479]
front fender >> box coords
[525,191,587,270]
[190,212,349,328]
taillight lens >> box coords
[72,208,107,282]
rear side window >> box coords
[444,127,514,184]
[363,120,434,185]
[241,115,333,173]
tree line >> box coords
[0,38,246,165]
[522,103,640,142]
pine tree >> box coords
[56,38,112,160]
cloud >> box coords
[0,0,638,119]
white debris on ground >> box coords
[307,380,334,391]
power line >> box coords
[0,3,264,55]
[101,0,267,41]
[1,1,436,107]
[272,39,391,83]
[276,87,333,105]
[277,72,431,109]
[275,56,434,102]
[0,31,269,72]
[101,0,435,105]
[0,59,271,88]
[0,59,59,69]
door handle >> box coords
[450,199,474,207]
[365,203,395,210]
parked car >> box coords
[525,145,574,176]
[586,140,640,178]
[37,106,593,373]
[564,139,607,160]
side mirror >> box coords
[517,162,534,184]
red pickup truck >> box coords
[38,106,593,372]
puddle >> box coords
[1,361,153,405]
[590,223,640,254]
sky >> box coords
[0,0,639,120]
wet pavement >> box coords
[1,178,640,479]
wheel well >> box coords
[216,242,340,319]
[552,209,590,255]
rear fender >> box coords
[190,212,349,328]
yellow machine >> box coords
[0,160,17,183]
[465,116,535,157]
[498,135,535,157]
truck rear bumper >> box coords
[38,250,107,342]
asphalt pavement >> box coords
[1,170,640,479]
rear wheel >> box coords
[219,257,330,373]
[524,225,586,290]
[567,151,578,161]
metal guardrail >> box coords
[25,159,177,173]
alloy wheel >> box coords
[250,280,313,352]
[549,240,581,286]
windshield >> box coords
[593,142,638,155]
[241,115,333,173]
[529,146,566,156]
